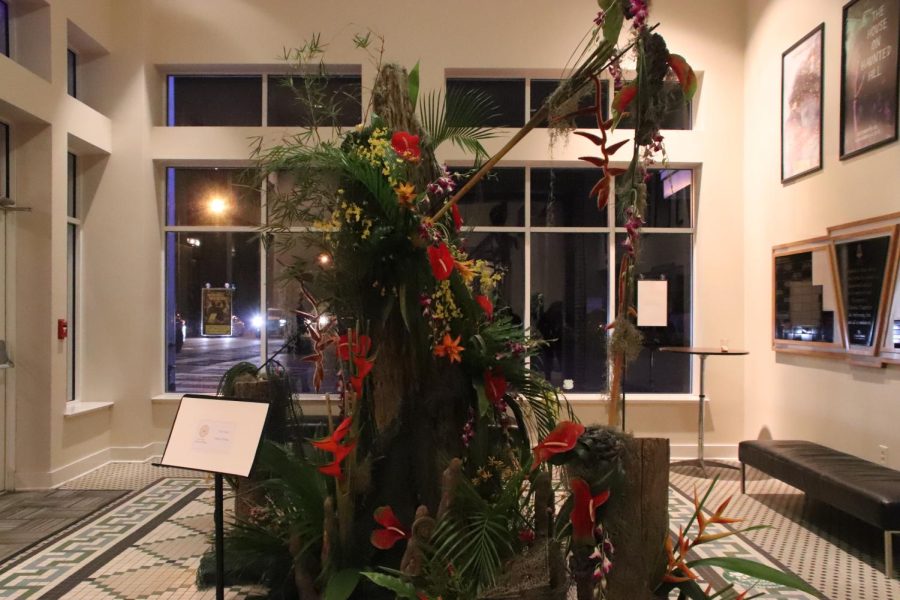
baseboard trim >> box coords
[670,443,738,461]
[15,441,166,490]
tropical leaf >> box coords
[419,88,498,161]
[687,557,820,596]
[600,0,624,45]
[323,568,361,600]
[408,61,420,109]
[360,571,418,598]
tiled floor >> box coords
[0,461,896,599]
[0,490,126,562]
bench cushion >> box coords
[739,440,900,530]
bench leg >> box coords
[740,462,746,494]
[887,531,898,578]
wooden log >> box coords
[603,437,669,600]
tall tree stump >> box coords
[603,437,669,599]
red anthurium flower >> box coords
[451,204,463,232]
[483,368,507,405]
[370,505,410,550]
[667,54,698,101]
[391,131,421,163]
[428,243,454,281]
[611,83,638,115]
[531,421,585,471]
[570,477,611,547]
[475,295,494,320]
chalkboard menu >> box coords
[773,251,835,343]
[835,236,891,347]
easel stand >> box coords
[214,472,225,600]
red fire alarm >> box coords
[57,319,68,340]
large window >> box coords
[165,168,263,392]
[66,49,77,98]
[446,75,691,131]
[454,164,694,395]
[67,152,79,401]
[166,71,362,127]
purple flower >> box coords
[594,10,606,27]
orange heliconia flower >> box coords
[433,333,464,363]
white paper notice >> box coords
[160,396,269,477]
[192,420,236,453]
[637,280,668,327]
[811,250,835,311]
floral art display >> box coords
[207,1,818,598]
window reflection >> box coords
[531,233,609,392]
[167,168,261,227]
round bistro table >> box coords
[659,346,749,478]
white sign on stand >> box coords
[637,280,668,327]
[160,395,269,477]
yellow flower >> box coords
[394,182,417,208]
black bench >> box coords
[739,440,900,578]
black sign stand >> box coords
[154,394,270,600]
[214,473,225,600]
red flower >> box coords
[531,421,585,471]
[350,356,374,396]
[612,83,638,115]
[310,416,352,453]
[428,243,454,281]
[518,528,536,545]
[370,505,410,549]
[391,131,421,163]
[667,54,698,101]
[338,331,371,361]
[475,295,494,320]
[570,477,610,547]
[451,204,463,232]
[311,417,356,480]
[318,441,356,480]
[484,368,507,405]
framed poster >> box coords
[840,0,900,159]
[772,241,845,355]
[782,24,824,183]
[201,287,233,336]
[160,395,269,477]
[832,227,897,354]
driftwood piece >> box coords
[437,458,463,520]
[400,505,436,576]
[533,471,553,541]
[603,437,669,600]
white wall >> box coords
[742,0,900,468]
[3,0,753,487]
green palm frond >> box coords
[431,472,524,592]
[419,88,498,161]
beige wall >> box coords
[742,0,900,468]
[13,0,873,487]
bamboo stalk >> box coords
[430,26,656,223]
[432,104,549,223]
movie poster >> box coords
[841,0,900,158]
[201,287,233,336]
[782,25,824,182]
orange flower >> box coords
[433,333,464,363]
[395,182,417,207]
[454,259,475,282]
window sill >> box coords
[64,401,114,418]
[152,393,184,404]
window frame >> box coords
[66,48,77,98]
[162,165,268,394]
[66,152,80,402]
[0,0,9,58]
[448,159,696,400]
